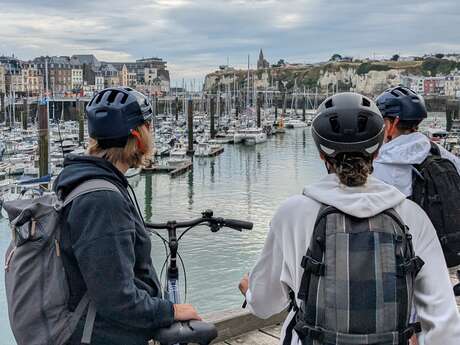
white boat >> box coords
[167,142,191,166]
[424,128,448,143]
[169,142,188,158]
[234,128,267,145]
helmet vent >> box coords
[357,115,368,133]
[398,87,409,95]
[107,90,118,104]
[391,90,401,97]
[329,116,340,133]
[120,93,129,104]
[95,92,105,104]
[361,97,371,107]
[325,99,334,108]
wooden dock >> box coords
[195,146,224,158]
[142,161,193,178]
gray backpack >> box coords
[2,179,120,345]
[284,206,425,345]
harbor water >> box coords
[0,128,324,344]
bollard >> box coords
[210,97,216,139]
[38,103,49,177]
[187,99,194,156]
[302,96,306,122]
[78,101,85,145]
[257,95,261,128]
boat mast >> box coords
[246,54,250,109]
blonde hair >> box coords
[87,124,153,168]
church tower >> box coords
[257,49,269,69]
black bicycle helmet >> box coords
[86,87,153,147]
[312,92,385,158]
[375,86,427,121]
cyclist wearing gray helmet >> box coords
[239,92,460,345]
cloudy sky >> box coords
[0,0,458,85]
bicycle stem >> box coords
[166,222,179,280]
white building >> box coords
[95,76,104,91]
[144,67,158,85]
[445,75,460,97]
[409,76,425,95]
[71,68,83,90]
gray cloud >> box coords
[0,0,458,82]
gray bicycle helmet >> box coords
[86,87,153,148]
[312,92,385,158]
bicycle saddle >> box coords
[153,320,218,345]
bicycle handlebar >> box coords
[144,210,253,232]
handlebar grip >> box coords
[152,320,218,345]
[223,219,253,230]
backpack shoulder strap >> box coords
[429,141,441,156]
[58,179,121,209]
[413,142,441,173]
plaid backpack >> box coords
[284,206,424,345]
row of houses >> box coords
[401,75,460,97]
[0,54,171,98]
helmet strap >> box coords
[386,117,400,142]
[130,129,145,152]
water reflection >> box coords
[145,174,153,222]
[187,169,194,209]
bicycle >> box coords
[145,209,253,345]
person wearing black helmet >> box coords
[53,87,201,345]
[239,92,460,345]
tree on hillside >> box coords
[435,53,445,59]
[330,54,342,61]
[391,54,400,61]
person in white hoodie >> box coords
[239,92,460,345]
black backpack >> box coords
[285,206,424,345]
[412,142,460,268]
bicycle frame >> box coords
[145,210,253,345]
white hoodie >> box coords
[373,132,460,196]
[246,174,460,345]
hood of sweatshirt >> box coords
[375,132,431,165]
[302,174,406,218]
[53,154,128,198]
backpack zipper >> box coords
[54,239,61,257]
[4,246,16,272]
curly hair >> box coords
[327,153,373,187]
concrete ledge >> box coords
[203,309,287,343]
